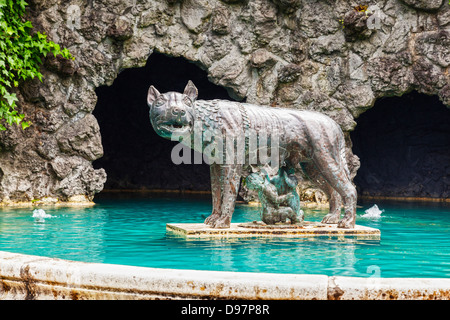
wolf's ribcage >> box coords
[193,100,288,168]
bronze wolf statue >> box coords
[147,81,357,229]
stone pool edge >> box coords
[0,251,449,300]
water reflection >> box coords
[181,234,379,276]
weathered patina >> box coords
[245,168,302,225]
[147,81,357,228]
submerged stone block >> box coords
[166,222,381,239]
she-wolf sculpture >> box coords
[147,81,357,229]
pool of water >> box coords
[0,193,449,278]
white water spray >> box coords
[32,209,54,222]
[361,204,384,219]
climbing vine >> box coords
[0,0,73,130]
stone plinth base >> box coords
[166,221,380,239]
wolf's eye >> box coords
[154,98,165,107]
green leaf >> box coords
[5,26,14,35]
[21,120,30,130]
[18,0,28,11]
[3,92,17,106]
[0,0,73,130]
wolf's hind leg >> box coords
[300,162,342,224]
[321,186,342,224]
[311,156,356,229]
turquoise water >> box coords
[0,194,449,278]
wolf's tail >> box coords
[338,130,359,181]
[336,124,361,182]
[340,137,351,180]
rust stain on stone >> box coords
[327,278,344,300]
[0,279,11,293]
[210,283,224,297]
[70,290,81,300]
[19,265,37,300]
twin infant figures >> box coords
[245,167,304,225]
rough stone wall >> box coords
[0,0,449,204]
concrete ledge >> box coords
[329,276,450,300]
[167,222,381,239]
[1,251,449,300]
[0,251,327,300]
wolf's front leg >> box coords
[205,163,222,226]
[210,164,242,228]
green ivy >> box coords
[0,0,73,131]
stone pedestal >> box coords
[166,221,380,239]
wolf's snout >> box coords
[172,107,186,116]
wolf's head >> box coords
[147,81,197,139]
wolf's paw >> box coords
[211,216,231,229]
[337,214,355,229]
[204,213,220,226]
[321,213,340,224]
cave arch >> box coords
[92,52,233,192]
[351,91,450,200]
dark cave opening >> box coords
[93,52,233,192]
[351,91,450,199]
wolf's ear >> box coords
[183,80,198,102]
[147,85,160,107]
